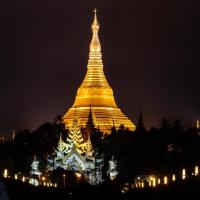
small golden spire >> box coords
[90,8,101,53]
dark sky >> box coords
[1,0,200,133]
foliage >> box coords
[0,115,200,184]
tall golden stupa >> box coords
[63,10,136,134]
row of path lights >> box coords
[2,169,57,188]
[132,165,199,190]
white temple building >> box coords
[47,116,104,185]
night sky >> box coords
[1,0,200,133]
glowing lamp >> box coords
[3,169,8,178]
[75,172,82,179]
[182,169,186,180]
[14,174,18,180]
[195,166,199,176]
[152,178,156,187]
[149,181,152,187]
[172,174,176,181]
[164,176,168,184]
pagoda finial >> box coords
[90,8,101,54]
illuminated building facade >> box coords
[47,115,104,185]
[107,156,118,180]
[63,10,136,134]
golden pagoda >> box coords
[63,9,136,134]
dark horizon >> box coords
[1,0,200,133]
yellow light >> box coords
[42,176,45,181]
[63,174,66,187]
[55,183,57,188]
[43,182,46,186]
[157,178,161,184]
[164,176,168,184]
[75,172,82,179]
[152,178,156,187]
[182,169,186,180]
[14,174,18,180]
[141,182,144,188]
[195,166,199,176]
[22,176,25,182]
[63,11,136,134]
[3,169,8,178]
[149,181,152,187]
[50,183,52,187]
[172,174,176,181]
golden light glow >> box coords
[149,181,152,187]
[164,176,168,184]
[14,174,18,180]
[172,174,176,181]
[195,166,199,176]
[75,172,82,179]
[152,177,156,187]
[197,119,199,129]
[22,176,25,182]
[3,169,8,178]
[63,10,136,134]
[157,178,161,184]
[141,182,144,188]
[182,169,186,179]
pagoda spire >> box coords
[88,8,102,67]
[63,10,136,134]
[90,8,100,53]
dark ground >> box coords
[1,176,200,200]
